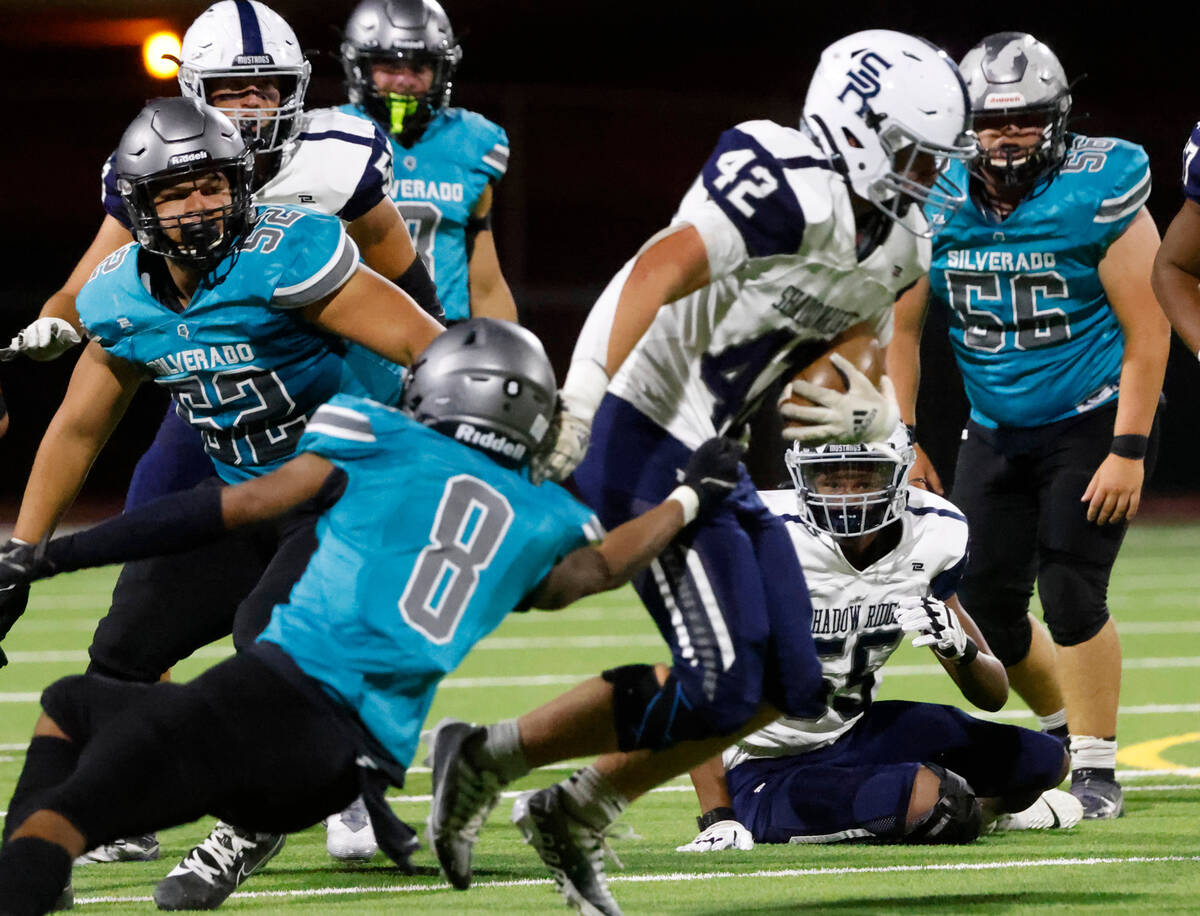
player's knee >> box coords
[978,612,1033,668]
[904,764,982,845]
[39,677,91,744]
[1038,559,1110,647]
[1012,730,1071,803]
[603,664,726,751]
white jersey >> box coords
[723,487,968,771]
[102,107,393,229]
[576,120,929,449]
[257,107,392,221]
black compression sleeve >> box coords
[46,485,226,574]
[395,257,445,324]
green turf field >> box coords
[2,521,1198,913]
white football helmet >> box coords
[785,425,915,537]
[803,30,977,236]
[178,0,312,156]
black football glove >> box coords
[0,583,30,669]
[682,437,745,515]
[0,539,54,589]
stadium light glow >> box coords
[143,31,182,79]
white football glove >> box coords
[7,318,81,362]
[531,404,592,485]
[675,819,754,852]
[894,595,969,659]
[780,353,900,445]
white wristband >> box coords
[560,359,611,424]
[666,486,700,525]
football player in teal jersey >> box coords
[0,96,442,903]
[0,321,743,916]
[887,33,1170,820]
[340,0,518,322]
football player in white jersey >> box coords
[677,435,1080,851]
[421,30,976,916]
[1,0,431,891]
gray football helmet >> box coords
[341,0,461,144]
[785,425,915,537]
[959,32,1072,190]
[402,319,556,470]
[115,97,255,271]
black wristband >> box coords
[1109,434,1148,460]
[954,638,980,667]
[394,257,446,324]
[905,423,917,442]
[696,806,737,832]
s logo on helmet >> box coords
[837,51,892,117]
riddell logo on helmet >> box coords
[167,150,211,166]
[455,423,527,460]
[984,93,1026,107]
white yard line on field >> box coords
[65,855,1200,906]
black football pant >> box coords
[951,403,1161,665]
[86,477,322,682]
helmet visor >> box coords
[787,449,905,537]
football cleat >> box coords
[325,796,378,862]
[425,717,504,890]
[153,822,285,911]
[1070,769,1125,820]
[993,788,1083,831]
[74,833,161,865]
[512,786,624,916]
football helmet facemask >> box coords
[341,0,461,145]
[959,32,1072,192]
[785,425,915,537]
[402,319,556,471]
[116,98,255,272]
[178,0,311,160]
[803,30,977,237]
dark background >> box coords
[1,1,1197,513]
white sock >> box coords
[476,719,530,784]
[1036,709,1067,731]
[560,765,628,831]
[1070,735,1117,772]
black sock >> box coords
[0,836,72,916]
[2,737,79,847]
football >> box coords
[780,323,885,413]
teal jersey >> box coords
[258,395,600,767]
[77,205,399,483]
[928,135,1151,428]
[339,104,509,321]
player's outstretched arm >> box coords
[1088,207,1170,525]
[529,437,742,609]
[12,343,142,545]
[346,197,446,323]
[0,454,339,590]
[887,276,942,493]
[895,594,1008,711]
[1151,199,1200,356]
[8,216,132,361]
[303,263,443,367]
[533,225,714,484]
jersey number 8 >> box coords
[400,474,514,644]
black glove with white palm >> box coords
[894,595,971,661]
[781,354,899,445]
